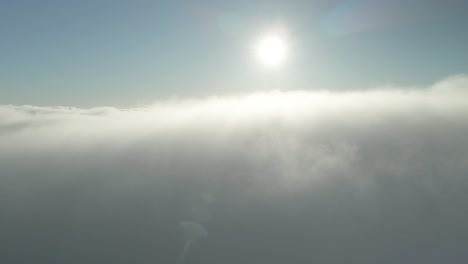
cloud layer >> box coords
[1,75,468,263]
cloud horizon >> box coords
[1,74,468,263]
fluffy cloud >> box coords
[1,75,468,263]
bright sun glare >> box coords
[255,34,288,67]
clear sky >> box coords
[1,0,467,106]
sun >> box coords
[255,33,288,67]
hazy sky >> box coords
[1,0,467,106]
[1,1,468,263]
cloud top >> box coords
[1,75,468,263]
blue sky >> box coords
[1,0,467,106]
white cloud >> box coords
[1,75,468,263]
